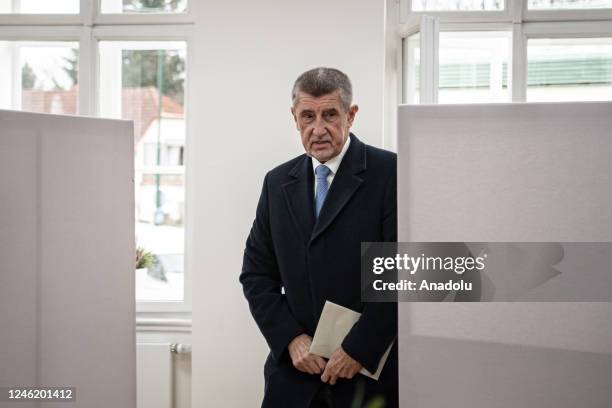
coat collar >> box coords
[282,133,366,246]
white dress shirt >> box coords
[311,136,351,198]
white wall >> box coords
[190,1,386,406]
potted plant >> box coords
[135,246,154,273]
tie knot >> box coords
[315,164,331,179]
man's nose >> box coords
[311,118,327,137]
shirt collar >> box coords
[311,135,351,176]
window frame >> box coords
[393,0,612,108]
[0,0,195,314]
[385,0,612,150]
[0,0,195,25]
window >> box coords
[0,0,79,13]
[0,1,193,311]
[99,41,187,302]
[403,33,421,104]
[0,41,78,114]
[399,0,612,105]
[528,0,612,9]
[527,38,612,102]
[101,0,187,14]
[412,0,504,11]
[439,31,511,103]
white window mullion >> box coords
[78,26,94,115]
[511,23,527,102]
[97,40,122,118]
[81,0,95,26]
[182,30,195,314]
[522,20,612,36]
[511,0,525,23]
[526,9,612,22]
[383,0,402,152]
[10,44,21,110]
[420,15,439,104]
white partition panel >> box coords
[0,110,135,408]
[397,102,612,408]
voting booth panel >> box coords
[397,102,612,408]
[0,110,135,408]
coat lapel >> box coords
[282,155,315,244]
[309,134,366,246]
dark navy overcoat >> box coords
[240,134,398,407]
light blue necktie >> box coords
[315,164,331,218]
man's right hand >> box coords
[288,334,327,375]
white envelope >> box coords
[309,301,394,380]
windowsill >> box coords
[136,312,192,332]
[136,298,192,313]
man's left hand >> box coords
[320,347,362,385]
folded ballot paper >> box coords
[309,301,394,381]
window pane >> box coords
[527,38,612,102]
[135,173,185,301]
[101,0,187,13]
[528,0,612,9]
[0,42,78,114]
[412,0,504,11]
[403,33,420,104]
[439,31,511,104]
[0,0,79,13]
[99,41,187,302]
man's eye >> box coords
[325,112,337,120]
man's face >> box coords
[291,90,358,163]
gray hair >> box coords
[291,67,353,111]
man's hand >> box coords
[288,334,327,375]
[320,347,362,385]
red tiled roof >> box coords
[121,86,184,144]
[22,87,78,116]
[21,86,184,145]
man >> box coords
[240,67,398,408]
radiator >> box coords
[137,343,172,408]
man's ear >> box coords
[347,104,359,127]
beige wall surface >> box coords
[189,1,386,406]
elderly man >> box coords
[240,67,398,408]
